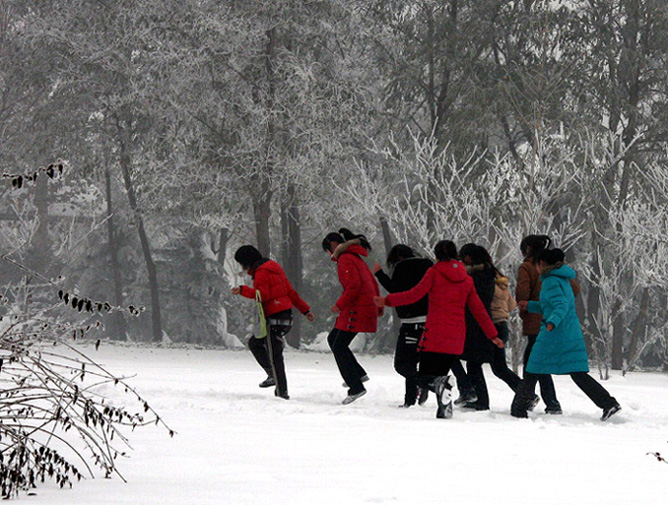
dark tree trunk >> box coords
[119,144,163,343]
[217,227,229,267]
[104,163,127,341]
[284,184,303,348]
[626,286,650,370]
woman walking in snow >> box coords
[232,245,315,400]
[458,243,501,411]
[322,228,381,405]
[374,240,503,419]
[372,244,433,408]
[516,235,565,413]
[510,248,621,421]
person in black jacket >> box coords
[459,243,498,411]
[372,245,432,407]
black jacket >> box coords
[375,257,432,320]
[462,263,496,363]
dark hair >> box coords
[520,235,551,258]
[386,244,416,269]
[322,228,371,253]
[234,245,262,269]
[434,240,458,261]
[458,243,478,263]
[535,247,565,266]
[475,245,502,276]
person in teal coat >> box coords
[510,248,621,421]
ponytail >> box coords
[520,234,552,259]
[338,228,372,251]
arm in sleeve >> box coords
[527,300,543,314]
[240,269,271,302]
[385,269,434,308]
[569,279,581,297]
[375,270,397,293]
[466,286,498,340]
[335,256,361,310]
[515,263,532,303]
[541,280,569,329]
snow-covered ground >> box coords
[29,345,668,505]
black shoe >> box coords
[528,395,540,411]
[259,376,276,388]
[435,376,454,419]
[398,402,414,408]
[511,409,528,419]
[417,388,429,406]
[454,389,478,406]
[275,390,289,400]
[342,374,369,388]
[342,389,367,405]
[545,407,563,415]
[601,402,621,421]
[461,401,489,411]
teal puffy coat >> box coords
[525,265,589,375]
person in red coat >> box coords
[232,245,315,400]
[322,228,381,405]
[374,240,503,419]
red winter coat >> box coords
[333,244,380,333]
[385,260,497,355]
[240,259,310,317]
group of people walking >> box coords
[231,229,621,422]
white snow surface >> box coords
[29,344,668,505]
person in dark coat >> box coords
[372,244,433,407]
[511,248,621,421]
[459,244,499,411]
[232,245,315,400]
[322,228,381,405]
[374,240,503,419]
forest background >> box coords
[3,0,668,376]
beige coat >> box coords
[491,276,517,323]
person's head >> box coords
[234,245,262,272]
[534,247,565,274]
[321,228,371,255]
[386,244,416,269]
[520,234,551,259]
[434,240,458,262]
[458,243,478,265]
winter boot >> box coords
[435,376,454,419]
[417,388,429,406]
[275,389,290,400]
[454,389,477,406]
[601,402,621,421]
[342,374,369,388]
[528,395,540,411]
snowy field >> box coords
[28,344,668,505]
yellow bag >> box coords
[253,291,267,339]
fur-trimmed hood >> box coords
[331,238,366,261]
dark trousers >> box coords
[491,322,522,392]
[466,360,489,408]
[418,352,458,390]
[523,334,561,410]
[450,359,474,396]
[328,328,367,395]
[394,323,423,405]
[512,371,617,415]
[248,320,292,396]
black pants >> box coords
[512,371,617,416]
[523,334,561,411]
[490,322,522,392]
[248,316,292,396]
[466,360,489,408]
[450,359,474,396]
[394,323,423,405]
[328,328,367,395]
[418,352,458,390]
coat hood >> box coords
[540,264,576,281]
[433,259,468,283]
[495,275,510,289]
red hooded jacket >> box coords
[385,260,497,354]
[333,244,380,333]
[240,259,310,317]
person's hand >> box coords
[492,337,504,348]
[373,296,386,308]
[546,323,555,332]
[305,311,316,322]
[330,305,341,314]
[371,262,382,274]
[231,287,241,295]
[518,300,528,311]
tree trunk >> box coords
[379,215,400,352]
[284,184,303,348]
[119,145,163,343]
[104,163,127,341]
[217,227,229,267]
[253,194,272,257]
[626,286,650,370]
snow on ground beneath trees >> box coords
[28,344,668,505]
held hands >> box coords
[371,262,382,274]
[231,287,241,295]
[330,305,341,314]
[492,337,505,348]
[305,311,316,322]
[373,296,386,308]
[546,323,555,332]
[518,300,528,311]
